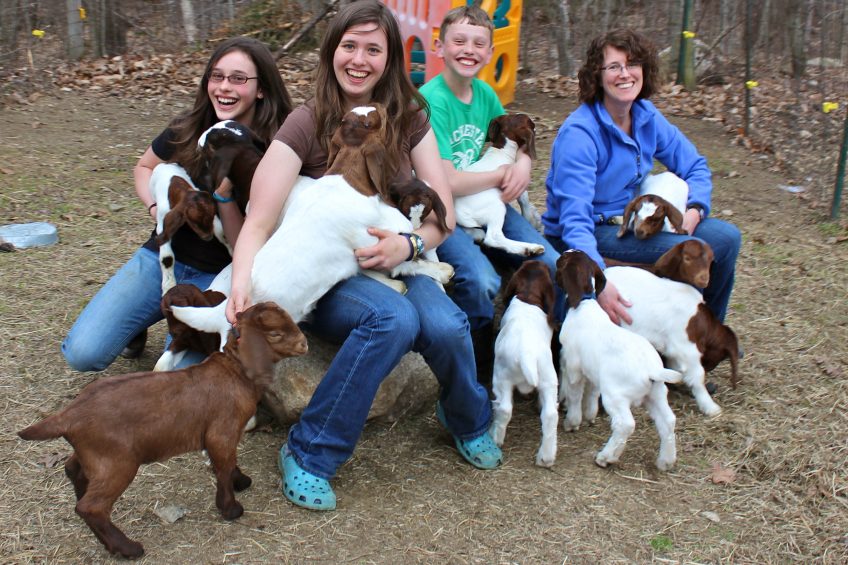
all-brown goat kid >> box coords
[18,302,307,559]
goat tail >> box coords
[652,368,683,385]
[18,415,65,441]
[519,356,541,388]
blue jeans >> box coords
[548,218,741,322]
[61,247,217,371]
[287,273,491,480]
[436,205,565,330]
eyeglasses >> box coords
[208,71,258,85]
[600,62,642,74]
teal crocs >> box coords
[436,402,502,470]
[278,445,336,511]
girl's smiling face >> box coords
[600,45,643,111]
[333,23,389,108]
[207,49,263,126]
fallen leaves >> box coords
[710,462,737,484]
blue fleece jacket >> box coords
[542,99,712,268]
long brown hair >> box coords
[577,29,659,105]
[168,37,293,182]
[313,0,428,178]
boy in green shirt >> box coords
[420,5,561,385]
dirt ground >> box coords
[2,82,847,564]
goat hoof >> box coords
[705,381,718,396]
[233,474,252,492]
[221,501,244,521]
[656,458,676,472]
[525,245,545,257]
[120,329,148,359]
[112,539,144,559]
[594,455,613,468]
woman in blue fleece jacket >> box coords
[543,28,740,324]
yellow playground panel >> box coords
[383,0,522,106]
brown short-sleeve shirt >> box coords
[274,100,430,181]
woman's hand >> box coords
[598,279,633,325]
[226,283,252,325]
[682,207,701,235]
[354,227,410,271]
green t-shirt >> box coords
[420,74,505,171]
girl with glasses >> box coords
[62,37,293,371]
[227,0,502,511]
[543,28,741,326]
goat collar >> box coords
[575,292,596,302]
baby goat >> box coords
[154,283,226,372]
[170,104,454,347]
[455,113,545,256]
[618,172,689,239]
[198,120,265,214]
[18,302,307,559]
[150,163,227,294]
[556,250,682,471]
[489,260,559,467]
[604,239,714,289]
[603,265,740,416]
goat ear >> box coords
[593,262,607,296]
[486,117,504,147]
[363,139,389,197]
[426,189,450,233]
[327,129,344,170]
[523,126,537,160]
[654,243,681,274]
[503,274,519,306]
[665,204,687,234]
[618,197,639,238]
[208,145,238,193]
[157,208,186,244]
[236,320,276,386]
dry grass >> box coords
[2,85,847,563]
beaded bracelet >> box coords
[213,192,235,203]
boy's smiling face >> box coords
[436,20,493,79]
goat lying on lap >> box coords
[170,103,454,348]
[556,250,681,471]
[150,163,227,294]
[603,265,740,416]
[604,239,714,288]
[18,302,307,559]
[455,113,546,256]
[490,260,559,467]
[618,172,689,239]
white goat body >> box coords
[455,142,545,256]
[490,298,558,467]
[603,265,728,416]
[559,297,681,471]
[149,163,228,295]
[619,172,690,239]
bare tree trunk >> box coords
[841,0,848,62]
[718,0,734,55]
[756,0,772,52]
[66,0,84,60]
[180,0,198,45]
[667,0,683,60]
[0,0,22,56]
[787,0,807,88]
[556,0,573,76]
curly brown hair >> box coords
[577,29,659,105]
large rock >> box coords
[263,334,439,425]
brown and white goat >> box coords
[618,172,689,239]
[604,265,740,416]
[153,283,226,372]
[489,260,559,467]
[454,113,546,256]
[169,103,454,347]
[198,120,265,215]
[150,163,228,294]
[604,239,714,289]
[556,250,682,471]
[18,302,307,559]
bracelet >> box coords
[409,233,425,260]
[399,232,416,261]
[147,202,157,212]
[213,192,234,203]
[687,204,706,220]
